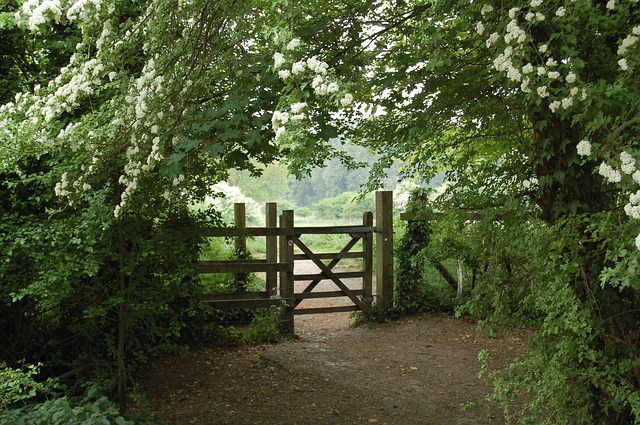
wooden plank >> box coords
[376,191,394,314]
[293,237,368,311]
[294,290,364,300]
[291,226,375,235]
[265,203,278,297]
[294,271,365,281]
[362,211,374,312]
[279,210,295,334]
[202,298,292,310]
[200,225,375,238]
[295,305,360,315]
[293,251,363,261]
[198,260,291,273]
[234,203,247,292]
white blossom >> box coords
[619,58,629,71]
[278,69,291,79]
[606,0,615,9]
[576,140,591,156]
[549,100,561,113]
[548,71,560,79]
[565,72,576,83]
[273,52,286,69]
[618,35,638,55]
[486,32,499,48]
[476,21,485,35]
[340,93,354,107]
[539,44,548,53]
[556,7,566,17]
[291,61,306,75]
[537,86,549,98]
[286,38,301,50]
[599,162,622,183]
[530,0,543,7]
[327,82,339,93]
[480,4,493,15]
[561,97,573,109]
[290,102,307,114]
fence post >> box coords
[362,211,374,314]
[279,210,295,335]
[376,191,394,314]
[265,203,278,297]
[234,203,247,293]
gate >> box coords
[199,191,394,334]
[280,210,374,318]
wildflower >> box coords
[556,7,566,17]
[539,44,548,53]
[549,100,561,113]
[565,72,576,83]
[530,0,543,7]
[476,21,485,35]
[606,0,615,9]
[548,71,560,79]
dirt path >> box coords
[144,261,529,424]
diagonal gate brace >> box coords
[293,236,368,311]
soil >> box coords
[143,260,530,425]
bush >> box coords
[0,363,131,425]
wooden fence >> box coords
[198,191,394,334]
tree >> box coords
[253,0,640,421]
[312,1,639,422]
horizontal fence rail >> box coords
[198,192,395,334]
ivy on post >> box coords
[234,203,247,293]
[375,190,394,315]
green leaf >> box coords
[202,142,224,157]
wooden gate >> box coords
[199,191,394,334]
[279,210,374,319]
